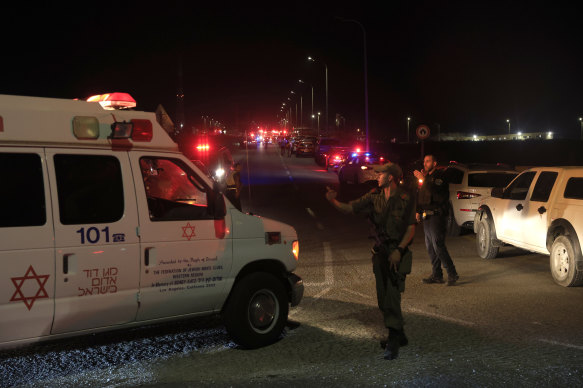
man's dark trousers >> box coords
[423,214,456,279]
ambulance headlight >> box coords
[292,240,299,260]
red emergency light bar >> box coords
[87,93,137,110]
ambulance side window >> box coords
[140,157,212,221]
[0,153,46,227]
[54,154,124,225]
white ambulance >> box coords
[0,93,303,349]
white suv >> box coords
[443,162,518,235]
[475,166,583,287]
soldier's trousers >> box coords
[372,249,404,331]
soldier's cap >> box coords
[373,162,403,178]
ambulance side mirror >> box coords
[208,181,227,219]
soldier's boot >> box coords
[446,273,459,286]
[383,331,401,360]
[422,275,445,284]
[380,329,408,349]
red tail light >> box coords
[196,144,210,151]
[457,191,481,199]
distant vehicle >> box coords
[443,162,518,236]
[185,138,234,183]
[338,152,388,185]
[315,138,344,165]
[295,137,317,157]
[475,166,583,287]
[324,146,352,171]
[288,136,305,156]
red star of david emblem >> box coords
[182,222,196,240]
[10,265,50,310]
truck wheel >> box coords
[223,272,289,349]
[446,203,461,236]
[550,235,583,287]
[476,217,498,259]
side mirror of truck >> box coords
[491,187,504,198]
[208,181,227,219]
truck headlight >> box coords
[292,240,299,260]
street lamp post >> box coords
[311,85,314,120]
[307,56,328,134]
[317,112,321,133]
[336,17,369,152]
[506,119,511,134]
[407,116,411,143]
[579,117,583,140]
[300,95,303,128]
[298,79,306,129]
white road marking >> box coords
[538,339,583,350]
[312,287,332,300]
[342,288,372,300]
[404,307,476,327]
[304,241,333,287]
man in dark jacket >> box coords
[414,154,459,286]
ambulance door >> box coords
[129,153,232,321]
[0,149,55,343]
[46,150,140,334]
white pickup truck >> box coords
[474,166,583,287]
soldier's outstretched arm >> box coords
[325,186,353,214]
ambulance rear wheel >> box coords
[223,272,288,349]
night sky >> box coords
[2,2,582,139]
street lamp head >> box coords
[307,56,314,61]
[311,114,315,118]
[407,117,410,121]
[298,79,304,84]
[506,119,510,123]
[318,112,321,116]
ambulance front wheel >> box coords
[223,272,289,349]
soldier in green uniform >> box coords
[325,162,416,360]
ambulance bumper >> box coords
[287,272,304,307]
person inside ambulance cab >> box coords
[140,157,210,220]
[142,159,162,198]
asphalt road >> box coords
[2,143,583,387]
